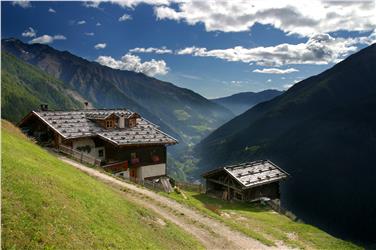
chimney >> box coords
[118,115,125,128]
[84,102,89,109]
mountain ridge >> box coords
[196,43,376,242]
[2,38,233,150]
[1,51,83,123]
[211,89,283,115]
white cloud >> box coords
[22,27,36,38]
[12,1,31,8]
[253,68,299,74]
[29,34,66,44]
[96,54,169,76]
[96,22,101,26]
[175,33,374,66]
[283,84,294,89]
[267,79,272,83]
[283,79,300,89]
[77,20,86,25]
[94,43,107,49]
[129,47,173,54]
[110,0,173,8]
[48,8,56,13]
[85,32,95,36]
[83,1,101,8]
[230,80,247,87]
[154,0,375,37]
[78,1,375,37]
[119,14,132,22]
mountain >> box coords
[211,90,282,115]
[196,44,376,243]
[1,51,82,123]
[2,38,233,149]
[1,120,201,249]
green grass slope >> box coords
[1,120,202,249]
[1,52,82,123]
[163,190,360,249]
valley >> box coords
[196,43,376,243]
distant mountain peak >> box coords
[211,89,283,115]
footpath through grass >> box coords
[162,189,361,249]
[1,120,203,249]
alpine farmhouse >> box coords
[18,105,178,180]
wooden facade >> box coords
[203,160,288,201]
[18,108,177,180]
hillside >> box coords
[1,120,202,249]
[1,52,82,123]
[211,90,282,115]
[2,38,233,150]
[196,43,376,243]
[164,190,359,249]
[2,121,359,249]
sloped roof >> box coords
[20,109,178,146]
[203,160,289,189]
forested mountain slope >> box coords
[196,43,376,243]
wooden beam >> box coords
[207,178,242,192]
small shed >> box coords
[202,160,289,201]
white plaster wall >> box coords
[72,138,95,149]
[92,147,105,161]
[72,138,105,159]
[137,163,166,179]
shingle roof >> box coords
[203,160,289,189]
[28,109,178,146]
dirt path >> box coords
[58,156,288,250]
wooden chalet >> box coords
[18,105,178,180]
[202,160,289,201]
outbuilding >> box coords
[202,160,289,201]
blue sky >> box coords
[2,1,375,98]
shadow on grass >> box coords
[191,193,271,213]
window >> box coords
[106,120,113,128]
[98,149,104,157]
[128,118,136,128]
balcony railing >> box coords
[58,144,102,166]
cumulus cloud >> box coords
[154,0,375,36]
[96,54,169,76]
[94,43,107,49]
[96,22,101,26]
[129,47,173,54]
[175,33,374,66]
[48,8,56,13]
[22,27,36,37]
[283,80,300,89]
[12,1,31,8]
[253,68,299,74]
[79,1,375,37]
[83,1,101,8]
[77,20,86,25]
[119,14,132,21]
[29,34,66,44]
[85,32,95,36]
